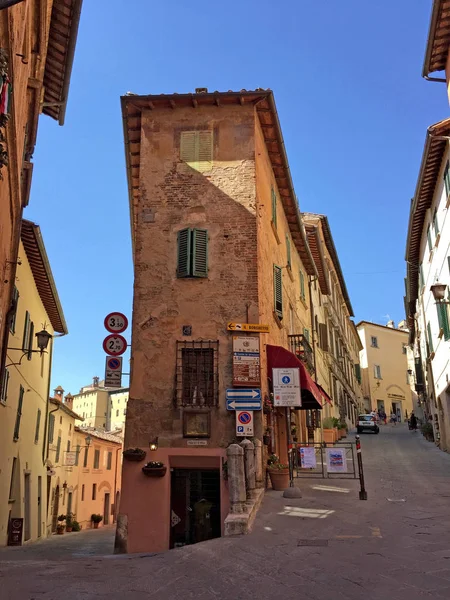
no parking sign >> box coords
[236,410,254,437]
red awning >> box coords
[266,345,323,409]
[317,384,333,406]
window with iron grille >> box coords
[176,341,219,407]
[94,449,100,469]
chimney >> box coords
[54,386,64,401]
[93,376,99,388]
[387,320,395,329]
[64,393,73,409]
[195,87,208,94]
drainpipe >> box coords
[113,445,121,523]
[42,333,66,466]
[423,75,446,83]
[308,275,318,382]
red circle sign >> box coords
[104,312,128,334]
[238,412,252,424]
[103,334,127,356]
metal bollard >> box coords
[355,435,368,500]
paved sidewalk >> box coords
[2,426,450,599]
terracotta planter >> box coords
[93,522,99,529]
[142,466,167,478]
[66,526,73,533]
[123,450,146,462]
[268,469,290,491]
[56,527,64,535]
[323,429,335,444]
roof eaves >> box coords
[50,398,83,421]
[422,0,449,78]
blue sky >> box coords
[26,0,449,394]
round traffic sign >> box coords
[107,357,121,370]
[282,376,291,384]
[238,412,251,425]
[103,334,127,356]
[104,312,128,334]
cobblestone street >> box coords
[2,425,450,599]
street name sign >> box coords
[104,312,128,334]
[232,336,260,386]
[227,322,270,333]
[226,388,261,411]
[105,356,123,387]
[273,368,301,407]
[236,410,254,437]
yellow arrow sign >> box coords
[227,323,270,333]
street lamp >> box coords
[85,435,92,448]
[430,283,449,304]
[6,328,53,367]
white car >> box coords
[357,414,379,434]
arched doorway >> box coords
[51,485,59,533]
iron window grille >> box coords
[288,334,315,374]
[175,340,219,407]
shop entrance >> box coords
[170,469,221,549]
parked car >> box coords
[357,414,379,434]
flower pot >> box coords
[263,435,271,446]
[268,469,290,491]
[93,522,99,529]
[56,527,64,535]
[123,449,146,462]
[323,429,335,444]
[66,526,73,532]
[142,466,167,478]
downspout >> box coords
[308,276,318,382]
[423,75,446,83]
[113,445,121,523]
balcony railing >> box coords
[288,334,315,374]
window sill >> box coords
[286,266,294,282]
[429,352,435,361]
[446,194,450,209]
[435,233,441,248]
[273,311,283,329]
[439,328,444,339]
[300,297,308,310]
[428,249,434,263]
[82,468,90,473]
[271,221,280,244]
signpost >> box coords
[273,368,301,407]
[104,312,128,334]
[105,356,123,387]
[64,451,77,467]
[7,518,23,546]
[236,410,254,437]
[227,323,269,333]
[226,388,261,411]
[232,336,260,386]
[103,334,127,357]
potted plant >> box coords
[142,461,167,477]
[267,454,290,491]
[421,422,434,442]
[263,427,271,446]
[72,520,81,532]
[322,417,336,444]
[65,512,75,532]
[56,514,66,535]
[123,448,147,462]
[339,422,348,438]
[91,514,103,529]
[291,425,298,443]
[263,395,273,414]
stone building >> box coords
[119,88,328,553]
[0,0,82,387]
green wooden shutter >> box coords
[48,413,55,443]
[433,208,440,235]
[271,186,277,227]
[34,409,41,443]
[1,368,9,403]
[13,386,24,441]
[177,228,191,277]
[300,270,305,300]
[273,265,283,319]
[27,321,34,360]
[427,322,433,354]
[22,311,30,352]
[55,436,61,462]
[444,162,450,196]
[355,364,361,384]
[192,228,208,277]
[75,445,80,466]
[427,226,433,252]
[286,235,291,268]
[437,303,450,341]
[10,286,19,333]
[419,264,424,289]
[303,327,310,342]
[180,132,197,162]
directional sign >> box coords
[227,323,270,333]
[226,388,261,411]
[236,410,254,437]
[103,334,127,356]
[233,336,260,386]
[105,356,123,387]
[104,312,128,334]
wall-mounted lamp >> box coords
[407,369,413,376]
[62,481,68,490]
[6,327,53,367]
[149,437,158,451]
[431,283,449,304]
[85,435,92,448]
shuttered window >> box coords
[75,445,80,466]
[48,413,55,443]
[444,161,450,197]
[355,364,361,384]
[273,265,283,319]
[1,368,9,403]
[83,447,89,468]
[271,186,277,227]
[299,270,305,301]
[180,131,213,171]
[55,436,61,462]
[419,264,424,290]
[433,208,440,236]
[427,322,433,355]
[319,323,328,351]
[34,409,41,443]
[9,286,19,333]
[374,365,382,379]
[427,226,433,252]
[303,328,310,342]
[94,449,100,469]
[27,321,34,360]
[13,386,24,441]
[286,235,291,269]
[437,303,450,341]
[177,228,208,278]
[22,311,30,352]
[107,452,112,470]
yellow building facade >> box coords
[357,321,413,421]
[0,220,67,546]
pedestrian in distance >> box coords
[382,411,387,425]
[390,412,397,426]
[410,412,417,432]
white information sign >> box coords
[64,451,77,467]
[299,446,317,469]
[105,356,123,387]
[325,448,347,473]
[232,336,260,386]
[236,410,254,437]
[272,368,301,407]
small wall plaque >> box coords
[186,440,208,446]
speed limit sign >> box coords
[104,312,128,334]
[103,334,127,356]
